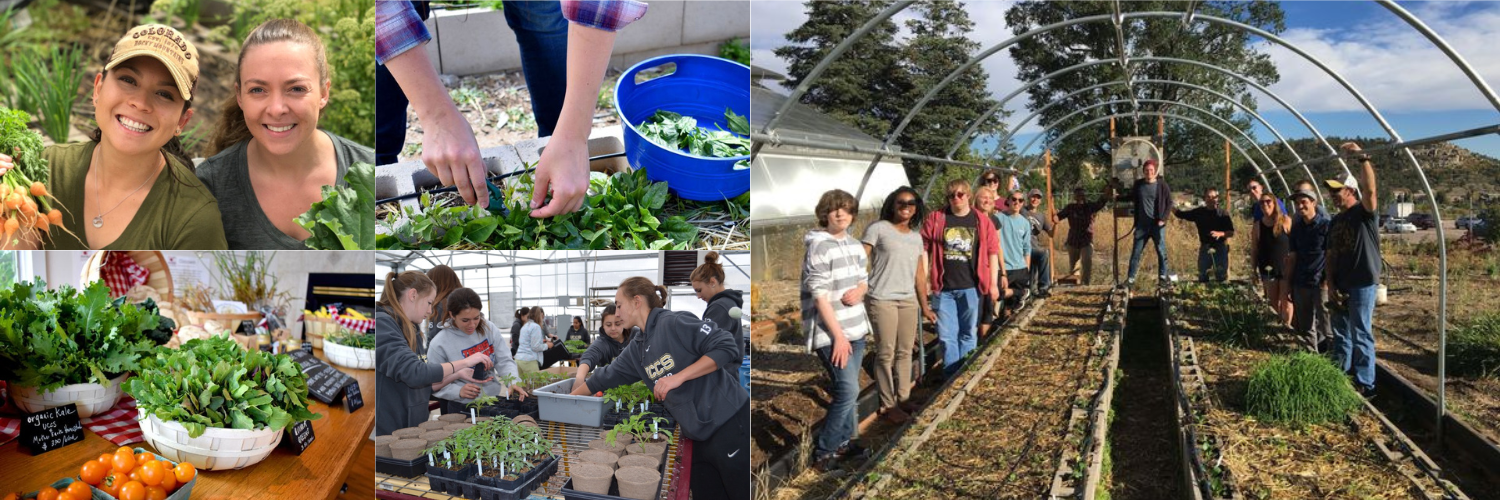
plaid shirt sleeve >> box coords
[561,0,649,32]
[376,0,431,65]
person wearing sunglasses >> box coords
[996,190,1033,313]
[1323,142,1381,397]
[1114,159,1173,287]
[1022,189,1057,297]
[920,180,1000,378]
[1173,188,1235,283]
[861,186,932,424]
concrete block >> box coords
[682,0,749,46]
[433,8,520,76]
[611,0,684,55]
[610,41,726,70]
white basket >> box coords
[138,413,282,471]
[323,339,375,370]
[11,374,128,418]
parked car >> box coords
[1407,213,1436,230]
[1384,218,1417,234]
[1457,215,1484,229]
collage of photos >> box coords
[0,0,1498,499]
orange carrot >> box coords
[47,209,62,226]
[0,184,10,199]
[33,215,47,231]
[4,193,19,210]
[30,182,46,198]
[4,217,17,241]
[20,197,35,217]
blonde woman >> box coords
[1255,192,1294,327]
[197,19,373,249]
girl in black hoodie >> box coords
[691,251,744,371]
[571,277,749,500]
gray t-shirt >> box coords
[861,220,923,301]
[195,130,374,249]
[1136,181,1159,228]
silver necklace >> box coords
[92,149,160,228]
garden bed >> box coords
[1165,282,1469,500]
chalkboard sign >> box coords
[20,404,85,455]
[288,349,357,405]
[283,419,315,455]
[343,381,364,413]
[302,340,314,353]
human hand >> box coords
[419,107,488,208]
[510,385,530,401]
[464,352,494,369]
[841,286,864,306]
[530,135,590,217]
[1339,142,1363,156]
[1158,219,1166,227]
[460,383,482,399]
[456,366,492,384]
[1210,231,1225,239]
[922,307,937,324]
[0,153,11,175]
[830,335,852,369]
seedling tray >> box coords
[375,454,428,478]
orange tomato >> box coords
[138,459,166,486]
[2,492,18,500]
[135,452,156,465]
[102,471,129,497]
[99,453,116,470]
[80,459,109,485]
[62,481,90,499]
[35,486,58,500]
[118,480,146,500]
[173,462,196,483]
[113,448,138,473]
[145,486,168,500]
[157,472,178,493]
[55,493,80,500]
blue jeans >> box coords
[1029,248,1051,292]
[1127,223,1169,281]
[1331,285,1378,390]
[934,288,979,377]
[503,0,568,138]
[1197,241,1228,282]
[814,338,866,457]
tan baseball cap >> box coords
[104,24,199,101]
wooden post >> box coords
[1046,149,1055,286]
[1110,122,1119,287]
[1225,139,1232,280]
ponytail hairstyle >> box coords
[690,251,725,286]
[619,276,669,310]
[443,288,486,332]
[599,303,635,343]
[527,306,546,325]
[515,307,530,321]
[377,271,435,351]
[207,18,329,156]
[425,265,463,324]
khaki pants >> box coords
[1067,243,1094,285]
[866,297,918,410]
[516,359,540,375]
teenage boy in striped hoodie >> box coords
[802,189,871,472]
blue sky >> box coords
[751,1,1500,158]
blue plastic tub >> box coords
[615,54,750,202]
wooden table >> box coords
[0,347,376,500]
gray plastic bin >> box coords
[535,378,609,427]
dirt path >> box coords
[1103,301,1184,500]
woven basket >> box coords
[10,373,128,418]
[139,413,282,471]
[303,316,340,348]
[323,337,375,370]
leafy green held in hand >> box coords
[125,336,322,438]
[377,167,698,250]
[0,280,165,392]
[0,107,48,186]
[298,162,375,250]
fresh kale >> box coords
[0,280,164,391]
[125,336,322,438]
[298,162,375,250]
[637,108,750,165]
[377,166,698,250]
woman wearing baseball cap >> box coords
[196,18,374,250]
[0,24,227,249]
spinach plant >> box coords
[125,336,322,437]
[637,108,750,169]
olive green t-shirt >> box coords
[43,142,228,250]
[195,130,374,250]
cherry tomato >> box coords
[138,459,166,486]
[2,492,18,500]
[63,481,91,499]
[145,485,168,500]
[173,462,196,483]
[55,492,81,500]
[98,453,116,470]
[102,471,129,497]
[136,452,156,465]
[118,480,146,500]
[35,487,58,500]
[129,468,143,483]
[113,448,138,473]
[157,472,178,493]
[80,459,109,485]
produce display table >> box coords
[0,347,376,500]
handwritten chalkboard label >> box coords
[288,349,357,405]
[283,419,315,455]
[343,381,364,413]
[20,404,85,455]
[302,340,314,353]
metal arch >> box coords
[1021,112,1269,187]
[1377,0,1500,114]
[1010,104,1270,178]
[1009,98,1286,192]
[990,78,1326,204]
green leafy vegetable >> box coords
[564,339,587,354]
[637,108,750,164]
[1244,352,1363,427]
[0,280,166,391]
[298,162,375,250]
[326,329,375,349]
[125,336,322,438]
[0,107,47,186]
[377,167,698,250]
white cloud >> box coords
[1261,2,1500,113]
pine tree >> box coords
[775,0,910,140]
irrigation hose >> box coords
[375,151,628,205]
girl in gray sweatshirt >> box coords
[428,288,527,403]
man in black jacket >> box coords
[1116,159,1172,286]
[1173,188,1235,282]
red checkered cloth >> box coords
[0,389,144,447]
[336,316,374,332]
[99,252,149,298]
